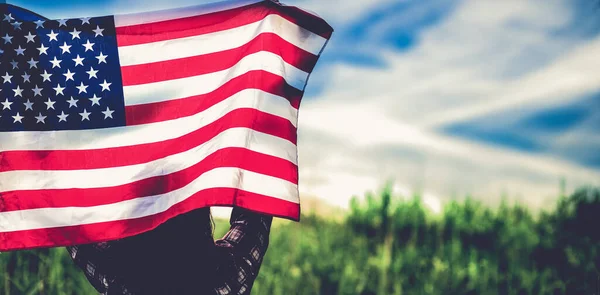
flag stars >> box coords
[102,107,114,119]
[100,80,111,91]
[13,85,23,97]
[11,21,22,30]
[59,42,72,54]
[40,70,52,82]
[23,99,34,111]
[2,72,12,83]
[53,84,65,95]
[89,94,101,106]
[86,67,98,79]
[35,113,47,124]
[58,111,69,122]
[76,82,89,94]
[27,58,39,69]
[44,98,56,110]
[73,55,85,66]
[70,28,82,39]
[3,13,14,22]
[96,52,107,64]
[2,33,13,44]
[1,99,13,110]
[37,44,49,55]
[79,109,91,121]
[12,112,24,123]
[14,46,25,55]
[80,17,91,24]
[57,19,68,27]
[50,57,62,68]
[47,30,59,41]
[64,69,75,81]
[93,25,104,37]
[82,40,94,52]
[22,72,31,83]
[34,20,45,29]
[67,97,78,108]
[24,32,36,43]
[32,85,43,97]
[10,60,18,69]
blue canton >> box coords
[0,11,125,131]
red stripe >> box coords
[120,33,318,86]
[0,147,297,212]
[126,71,302,125]
[0,188,299,251]
[1,109,296,172]
[116,1,331,47]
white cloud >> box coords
[295,0,600,210]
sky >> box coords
[7,0,600,215]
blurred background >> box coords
[2,0,600,294]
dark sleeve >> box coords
[66,242,128,295]
[212,207,273,295]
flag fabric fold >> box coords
[0,0,333,251]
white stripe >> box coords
[123,52,307,106]
[117,14,327,65]
[114,0,262,27]
[0,167,298,232]
[0,127,296,192]
[0,89,297,151]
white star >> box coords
[57,19,68,27]
[37,44,49,55]
[24,32,36,43]
[27,58,38,69]
[93,25,104,37]
[44,98,56,110]
[100,80,112,91]
[73,55,85,67]
[79,109,91,121]
[69,28,81,39]
[59,42,72,54]
[76,82,89,94]
[14,45,25,55]
[50,57,62,68]
[58,111,69,122]
[89,94,102,106]
[22,72,31,83]
[32,85,43,97]
[82,40,95,52]
[63,69,75,81]
[12,112,24,123]
[53,84,65,95]
[47,30,59,41]
[102,107,114,119]
[96,52,108,64]
[34,20,45,28]
[11,21,22,30]
[23,99,34,111]
[86,67,99,79]
[13,85,23,97]
[1,99,13,110]
[35,112,47,124]
[10,60,18,69]
[3,13,14,22]
[81,17,91,24]
[21,73,31,83]
[67,96,79,108]
[1,72,12,83]
[40,70,52,82]
[2,33,12,44]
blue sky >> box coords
[8,0,600,213]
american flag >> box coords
[0,0,332,251]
